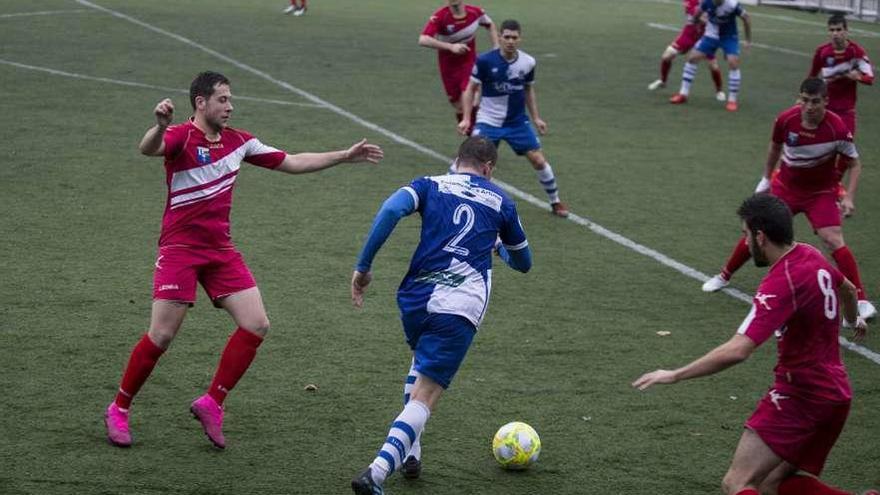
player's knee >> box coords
[663,46,678,59]
[819,233,844,251]
[147,327,177,349]
[244,318,270,337]
[721,471,744,495]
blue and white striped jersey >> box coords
[471,49,536,128]
[397,173,528,327]
[701,0,745,39]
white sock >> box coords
[536,164,560,204]
[369,400,431,484]
[680,62,698,96]
[728,69,741,102]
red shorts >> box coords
[672,24,715,60]
[771,183,841,230]
[440,63,473,103]
[152,246,256,304]
[745,388,850,476]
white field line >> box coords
[76,0,880,366]
[0,59,324,108]
[0,9,88,19]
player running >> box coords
[648,0,725,102]
[349,137,532,494]
[636,193,874,495]
[670,0,751,111]
[103,71,383,449]
[701,78,875,320]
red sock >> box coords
[115,334,165,410]
[721,237,751,280]
[660,59,673,83]
[467,105,479,135]
[710,66,724,92]
[300,0,307,7]
[207,328,264,405]
[778,474,851,495]
[832,246,867,300]
[735,489,759,495]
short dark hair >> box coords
[457,136,497,169]
[828,13,847,29]
[737,193,793,245]
[190,71,230,110]
[500,19,521,33]
[800,77,827,97]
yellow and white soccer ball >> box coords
[492,421,541,470]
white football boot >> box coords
[702,274,729,293]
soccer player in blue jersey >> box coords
[458,19,569,217]
[670,0,752,111]
[349,136,532,494]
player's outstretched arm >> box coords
[495,242,532,273]
[276,139,383,174]
[633,334,756,391]
[139,98,174,156]
[351,189,417,307]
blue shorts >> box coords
[696,35,740,57]
[473,121,541,156]
[401,311,476,389]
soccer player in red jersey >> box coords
[282,0,307,16]
[419,0,498,131]
[701,78,875,320]
[103,71,383,449]
[635,193,873,495]
[648,0,725,101]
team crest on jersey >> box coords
[826,56,835,66]
[506,67,525,80]
[196,146,211,164]
[447,24,456,32]
[786,132,799,146]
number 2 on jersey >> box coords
[817,268,837,320]
[443,204,475,257]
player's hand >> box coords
[632,369,678,391]
[754,176,771,194]
[534,118,548,135]
[457,118,471,136]
[449,43,470,55]
[343,139,384,164]
[839,195,855,218]
[351,270,373,308]
[155,98,174,127]
[845,69,863,81]
[740,40,751,54]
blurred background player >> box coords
[419,0,498,133]
[648,0,725,102]
[459,19,569,218]
[104,71,383,449]
[349,137,532,494]
[670,0,751,111]
[635,193,871,495]
[282,0,307,16]
[701,78,875,320]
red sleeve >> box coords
[421,12,441,37]
[809,48,822,78]
[771,112,786,145]
[737,276,794,346]
[163,124,187,159]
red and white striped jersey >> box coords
[159,120,286,248]
[772,105,858,194]
[809,41,874,113]
[422,4,492,70]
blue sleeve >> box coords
[524,62,536,85]
[497,243,532,273]
[354,188,417,273]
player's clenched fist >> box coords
[154,98,174,127]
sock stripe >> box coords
[377,450,396,474]
[391,421,417,445]
[385,436,406,460]
[405,375,417,384]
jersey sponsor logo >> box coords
[430,175,503,211]
[786,132,799,146]
[196,146,211,165]
[493,81,524,93]
[158,284,180,291]
[755,292,777,310]
[415,269,466,287]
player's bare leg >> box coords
[725,54,742,112]
[671,49,707,104]
[721,429,785,494]
[650,46,679,90]
[526,149,568,217]
[191,287,269,449]
[105,300,187,447]
[816,226,875,319]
